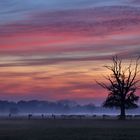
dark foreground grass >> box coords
[0,119,140,140]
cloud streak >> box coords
[1,6,140,37]
[0,1,140,103]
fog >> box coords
[0,100,139,116]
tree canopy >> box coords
[98,56,140,119]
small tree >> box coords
[98,56,140,120]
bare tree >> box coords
[98,56,140,120]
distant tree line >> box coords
[0,100,96,114]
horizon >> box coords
[0,0,140,105]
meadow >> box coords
[0,118,140,140]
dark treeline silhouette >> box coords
[0,100,97,114]
[0,100,139,115]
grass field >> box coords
[0,119,140,140]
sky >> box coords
[0,0,140,105]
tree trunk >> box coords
[119,105,126,120]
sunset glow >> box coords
[0,0,140,104]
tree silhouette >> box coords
[98,56,140,120]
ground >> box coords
[0,119,140,140]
